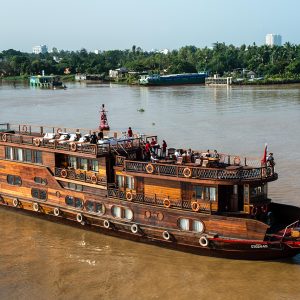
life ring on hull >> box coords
[191,201,200,212]
[33,202,40,212]
[145,163,154,174]
[70,142,77,152]
[91,175,98,184]
[61,169,68,178]
[199,235,209,247]
[53,207,60,216]
[2,133,7,142]
[126,192,133,201]
[103,220,111,229]
[183,167,192,178]
[163,199,171,208]
[13,198,19,207]
[162,231,171,241]
[131,224,139,234]
[33,138,41,147]
[76,213,84,223]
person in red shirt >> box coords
[127,127,133,137]
[145,141,151,160]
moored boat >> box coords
[139,72,208,86]
[0,118,300,260]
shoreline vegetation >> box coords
[1,43,300,86]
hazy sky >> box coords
[1,0,299,52]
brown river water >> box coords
[0,82,300,299]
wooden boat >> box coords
[0,120,300,260]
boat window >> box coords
[5,147,13,160]
[195,186,203,199]
[90,160,99,172]
[24,149,32,162]
[112,206,122,218]
[65,195,74,206]
[85,200,105,214]
[206,187,216,201]
[74,197,83,208]
[79,158,88,171]
[192,220,204,233]
[68,156,77,169]
[34,177,47,185]
[124,208,133,220]
[179,218,190,231]
[126,176,134,189]
[33,150,42,164]
[116,175,124,188]
[13,148,23,161]
[67,182,83,191]
[7,175,22,186]
[31,188,47,200]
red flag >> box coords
[261,144,268,164]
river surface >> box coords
[0,82,300,299]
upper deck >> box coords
[0,123,142,158]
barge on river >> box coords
[0,121,300,260]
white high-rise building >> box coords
[32,45,48,54]
[265,34,282,47]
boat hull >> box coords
[1,198,299,261]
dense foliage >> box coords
[1,43,300,79]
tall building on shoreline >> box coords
[265,34,282,46]
[32,45,48,54]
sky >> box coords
[0,0,299,52]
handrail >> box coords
[281,220,299,241]
[119,159,275,181]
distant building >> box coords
[32,45,48,54]
[94,49,101,54]
[109,67,128,79]
[265,34,282,47]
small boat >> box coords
[139,72,208,86]
[29,75,64,89]
[0,116,300,260]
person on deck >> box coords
[213,149,219,158]
[128,127,133,138]
[145,141,151,160]
[90,132,97,144]
[98,130,104,140]
[162,140,167,158]
[267,153,275,167]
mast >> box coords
[99,104,110,130]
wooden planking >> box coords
[0,146,5,159]
[42,152,55,171]
[144,177,182,200]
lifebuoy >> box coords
[2,133,7,142]
[91,175,98,184]
[146,163,154,174]
[131,224,139,234]
[33,202,40,212]
[61,169,68,178]
[191,201,200,212]
[183,167,192,178]
[70,142,77,152]
[53,207,60,216]
[233,156,241,165]
[33,138,41,147]
[103,219,110,229]
[13,198,19,207]
[199,235,209,247]
[22,125,28,133]
[162,231,171,241]
[163,198,171,208]
[126,191,133,201]
[57,128,62,133]
[76,213,83,223]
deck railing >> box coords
[107,188,213,212]
[55,167,107,186]
[115,156,275,181]
[0,131,141,156]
